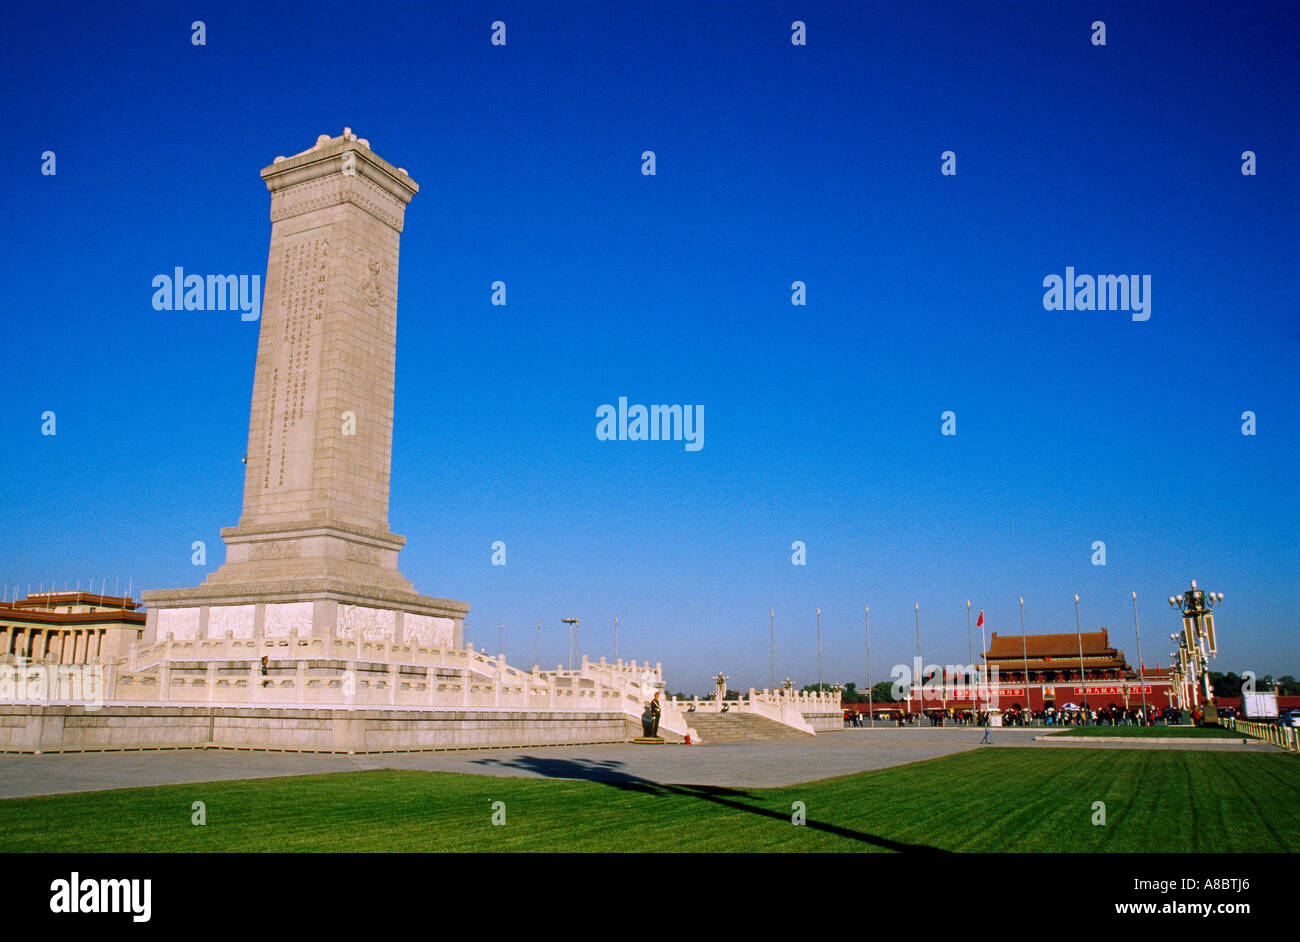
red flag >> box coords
[976,610,984,629]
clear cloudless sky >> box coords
[4,1,1297,693]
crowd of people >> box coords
[843,702,1226,727]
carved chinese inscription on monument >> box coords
[262,230,329,492]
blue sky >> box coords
[4,1,1297,693]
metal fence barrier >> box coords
[1226,716,1299,752]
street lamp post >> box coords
[913,603,921,715]
[965,600,974,680]
[1131,591,1148,720]
[965,600,974,712]
[967,597,977,686]
[1019,597,1031,716]
[1073,594,1088,712]
[536,620,541,669]
[1168,580,1223,705]
[770,609,775,691]
[865,605,872,728]
[561,618,580,671]
[614,616,619,662]
[816,607,823,693]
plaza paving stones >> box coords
[0,727,1281,799]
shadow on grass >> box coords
[472,754,947,854]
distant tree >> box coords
[871,681,898,703]
[823,682,866,703]
[1206,671,1300,698]
[1210,671,1243,698]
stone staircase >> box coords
[683,711,814,744]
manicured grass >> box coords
[1049,725,1255,739]
[1,748,1295,853]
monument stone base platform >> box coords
[141,577,468,652]
[0,703,643,754]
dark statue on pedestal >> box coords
[641,693,661,737]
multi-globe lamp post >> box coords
[1168,580,1223,706]
[1169,635,1192,707]
[1168,645,1189,709]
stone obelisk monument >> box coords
[143,130,468,649]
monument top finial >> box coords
[272,128,374,164]
[264,129,417,197]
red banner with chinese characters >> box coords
[1072,686,1154,696]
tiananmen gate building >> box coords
[903,627,1176,713]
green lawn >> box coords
[1,748,1295,853]
[1050,725,1256,739]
